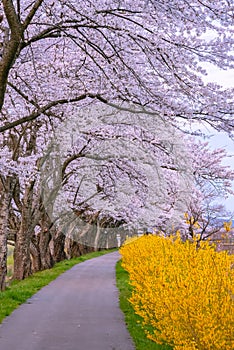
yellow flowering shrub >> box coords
[120,234,234,350]
[123,235,141,245]
[224,220,232,232]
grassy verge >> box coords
[0,249,115,324]
[116,259,172,350]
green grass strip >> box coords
[116,259,172,350]
[0,249,115,323]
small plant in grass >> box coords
[0,249,115,323]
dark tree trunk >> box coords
[93,220,101,251]
[0,176,14,290]
[29,206,55,273]
[0,190,8,290]
[13,181,34,280]
[38,229,54,270]
[14,227,32,279]
[66,238,94,259]
[30,229,54,273]
[30,238,41,272]
[53,230,66,263]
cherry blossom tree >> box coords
[183,141,234,240]
[0,0,234,289]
[0,0,233,132]
[40,104,194,236]
[39,106,234,257]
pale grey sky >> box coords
[202,64,234,213]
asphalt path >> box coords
[0,251,135,350]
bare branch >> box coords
[22,0,44,30]
[0,0,23,110]
[0,93,108,133]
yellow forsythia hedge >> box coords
[120,234,234,350]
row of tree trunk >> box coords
[0,176,125,291]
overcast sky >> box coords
[202,64,234,213]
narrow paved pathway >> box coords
[0,251,135,350]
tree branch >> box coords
[0,0,23,110]
[0,93,108,133]
[22,0,44,30]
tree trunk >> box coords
[13,181,34,280]
[0,176,14,290]
[38,229,54,270]
[53,230,66,263]
[30,238,41,272]
[14,227,32,279]
[66,238,94,259]
[94,220,101,251]
[30,229,54,272]
[0,188,8,290]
